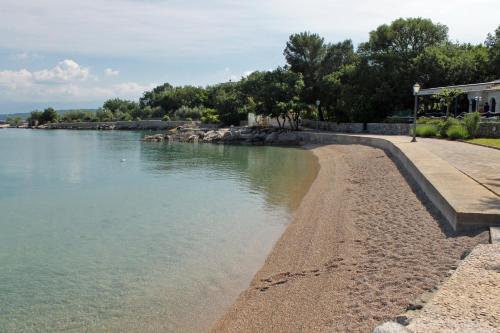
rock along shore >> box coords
[141,126,304,145]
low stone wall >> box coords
[301,119,410,135]
[366,123,410,135]
[477,122,500,138]
[46,120,218,130]
[301,119,364,133]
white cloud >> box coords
[104,68,120,76]
[0,60,155,102]
[33,59,90,82]
[0,69,33,89]
[0,0,497,58]
[111,82,155,96]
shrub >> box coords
[174,106,202,120]
[439,117,459,137]
[162,115,170,121]
[200,108,220,123]
[463,112,480,138]
[446,125,468,140]
[95,108,114,122]
[152,106,166,118]
[415,124,438,137]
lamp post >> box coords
[316,99,321,130]
[412,83,420,142]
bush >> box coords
[439,117,460,137]
[162,115,170,121]
[463,112,480,138]
[200,108,220,123]
[446,125,468,140]
[415,124,438,137]
[95,108,114,122]
[174,106,202,120]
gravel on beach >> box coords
[210,144,488,333]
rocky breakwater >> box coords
[141,126,304,145]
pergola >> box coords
[417,79,500,116]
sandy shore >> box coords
[210,144,488,333]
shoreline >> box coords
[210,144,488,332]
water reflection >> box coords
[139,142,319,211]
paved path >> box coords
[417,138,500,197]
[299,131,500,230]
[355,136,500,197]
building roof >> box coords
[417,80,500,96]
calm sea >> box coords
[0,129,317,332]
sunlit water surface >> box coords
[0,129,318,332]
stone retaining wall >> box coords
[477,122,500,138]
[301,119,364,133]
[46,120,220,130]
[301,119,411,135]
[366,123,411,135]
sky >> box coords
[0,0,498,113]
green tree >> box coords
[321,39,356,76]
[318,40,357,121]
[27,110,43,126]
[433,88,463,117]
[6,116,22,126]
[244,67,304,128]
[41,107,59,124]
[414,43,490,88]
[356,18,449,119]
[206,82,245,125]
[284,32,327,119]
[95,108,114,122]
[486,25,500,78]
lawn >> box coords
[467,138,500,149]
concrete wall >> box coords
[294,132,500,231]
[301,119,411,135]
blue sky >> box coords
[0,0,498,113]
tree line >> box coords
[28,18,499,128]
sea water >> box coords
[0,129,317,332]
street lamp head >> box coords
[413,83,420,95]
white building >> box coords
[418,79,500,114]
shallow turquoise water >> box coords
[0,129,317,332]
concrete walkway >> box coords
[347,136,500,197]
[417,138,500,197]
[299,132,500,231]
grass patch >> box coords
[466,138,500,149]
[446,125,468,140]
[415,124,438,137]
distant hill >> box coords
[0,109,98,121]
